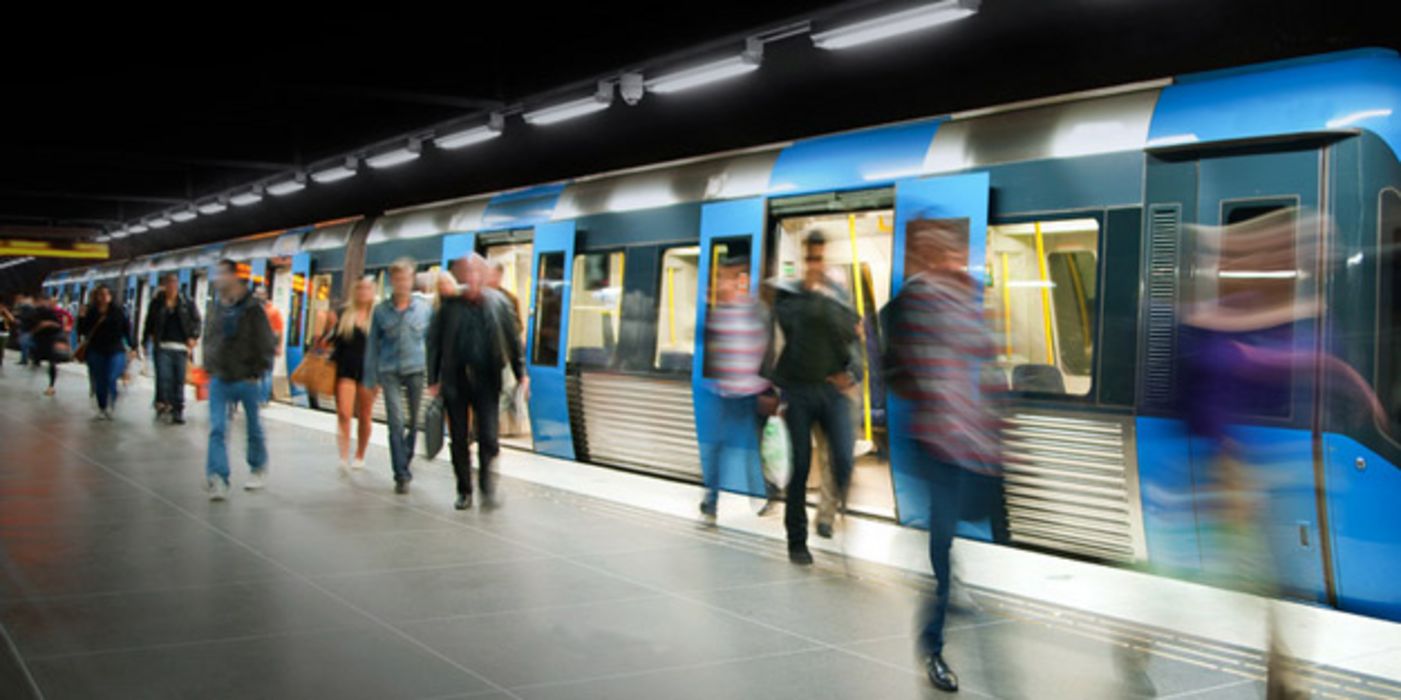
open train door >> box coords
[284,253,312,400]
[525,221,576,459]
[888,172,991,529]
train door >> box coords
[284,254,311,400]
[267,260,294,400]
[304,271,337,407]
[525,222,576,459]
[190,270,211,366]
[1142,144,1330,604]
[482,231,535,447]
[765,188,899,520]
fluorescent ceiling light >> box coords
[646,53,760,94]
[94,235,112,243]
[147,217,171,228]
[197,199,228,215]
[312,158,359,183]
[435,123,502,149]
[524,85,613,126]
[170,209,198,222]
[267,174,306,196]
[1218,270,1298,279]
[366,140,422,169]
[812,0,979,50]
[229,189,263,207]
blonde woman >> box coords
[331,277,379,472]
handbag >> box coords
[422,395,446,460]
[290,350,336,396]
[760,414,792,488]
[74,310,108,364]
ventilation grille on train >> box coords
[1142,204,1181,407]
[1001,412,1147,563]
[568,372,701,479]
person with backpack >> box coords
[202,259,276,500]
[428,253,525,510]
[885,218,1004,694]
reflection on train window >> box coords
[655,246,700,372]
[532,253,566,366]
[568,251,625,368]
[771,208,896,521]
[1378,189,1401,436]
[987,218,1100,396]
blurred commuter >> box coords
[488,261,528,436]
[886,218,1003,693]
[365,259,432,494]
[78,284,136,420]
[15,295,35,366]
[771,231,859,565]
[332,278,377,474]
[699,253,774,525]
[0,301,13,369]
[428,254,526,510]
[253,285,283,405]
[142,272,201,424]
[202,259,275,500]
[27,296,67,395]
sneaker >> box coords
[788,543,813,566]
[351,458,366,471]
[394,481,409,495]
[244,471,267,491]
[338,460,351,476]
[454,494,472,510]
[699,500,718,526]
[43,387,56,397]
[171,411,186,425]
[208,479,229,501]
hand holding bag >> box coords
[291,350,336,396]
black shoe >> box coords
[394,481,409,495]
[454,494,472,510]
[924,653,959,692]
[788,543,813,566]
[816,522,834,539]
[171,411,185,425]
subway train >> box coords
[44,48,1401,622]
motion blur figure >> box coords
[202,259,275,500]
[885,218,1004,694]
[331,278,377,474]
[1174,209,1386,698]
[77,284,136,420]
[142,272,201,424]
[698,252,774,525]
[253,284,283,406]
[364,258,432,494]
[488,261,529,437]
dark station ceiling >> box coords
[1,0,1395,290]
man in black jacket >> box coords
[428,254,526,510]
[202,259,275,501]
[142,272,201,423]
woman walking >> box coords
[331,278,378,473]
[77,285,135,419]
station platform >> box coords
[2,358,1400,699]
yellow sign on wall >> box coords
[0,240,109,259]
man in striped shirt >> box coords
[887,217,1003,693]
[699,253,773,524]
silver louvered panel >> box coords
[569,372,701,479]
[1142,204,1181,407]
[1001,412,1147,563]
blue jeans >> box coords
[207,377,267,484]
[154,348,188,411]
[700,393,765,509]
[86,350,125,410]
[259,369,273,404]
[781,383,854,545]
[19,332,32,364]
[916,452,963,656]
[380,371,424,483]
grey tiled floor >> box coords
[0,362,1380,699]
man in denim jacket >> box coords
[364,258,433,494]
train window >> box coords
[987,218,1101,396]
[1379,189,1401,436]
[484,242,533,332]
[531,253,566,366]
[654,246,701,372]
[567,251,625,368]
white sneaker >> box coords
[208,479,229,501]
[244,471,267,491]
[338,460,351,476]
[352,458,366,471]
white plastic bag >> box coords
[760,415,792,488]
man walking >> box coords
[142,272,201,424]
[771,231,860,565]
[428,254,526,510]
[365,258,432,495]
[886,219,1003,693]
[202,259,276,500]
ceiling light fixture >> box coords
[524,82,614,126]
[229,188,263,207]
[812,0,979,50]
[435,114,505,150]
[311,157,360,184]
[170,208,198,222]
[197,198,228,215]
[365,140,423,169]
[646,39,763,94]
[129,223,149,234]
[147,216,171,229]
[266,174,307,196]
